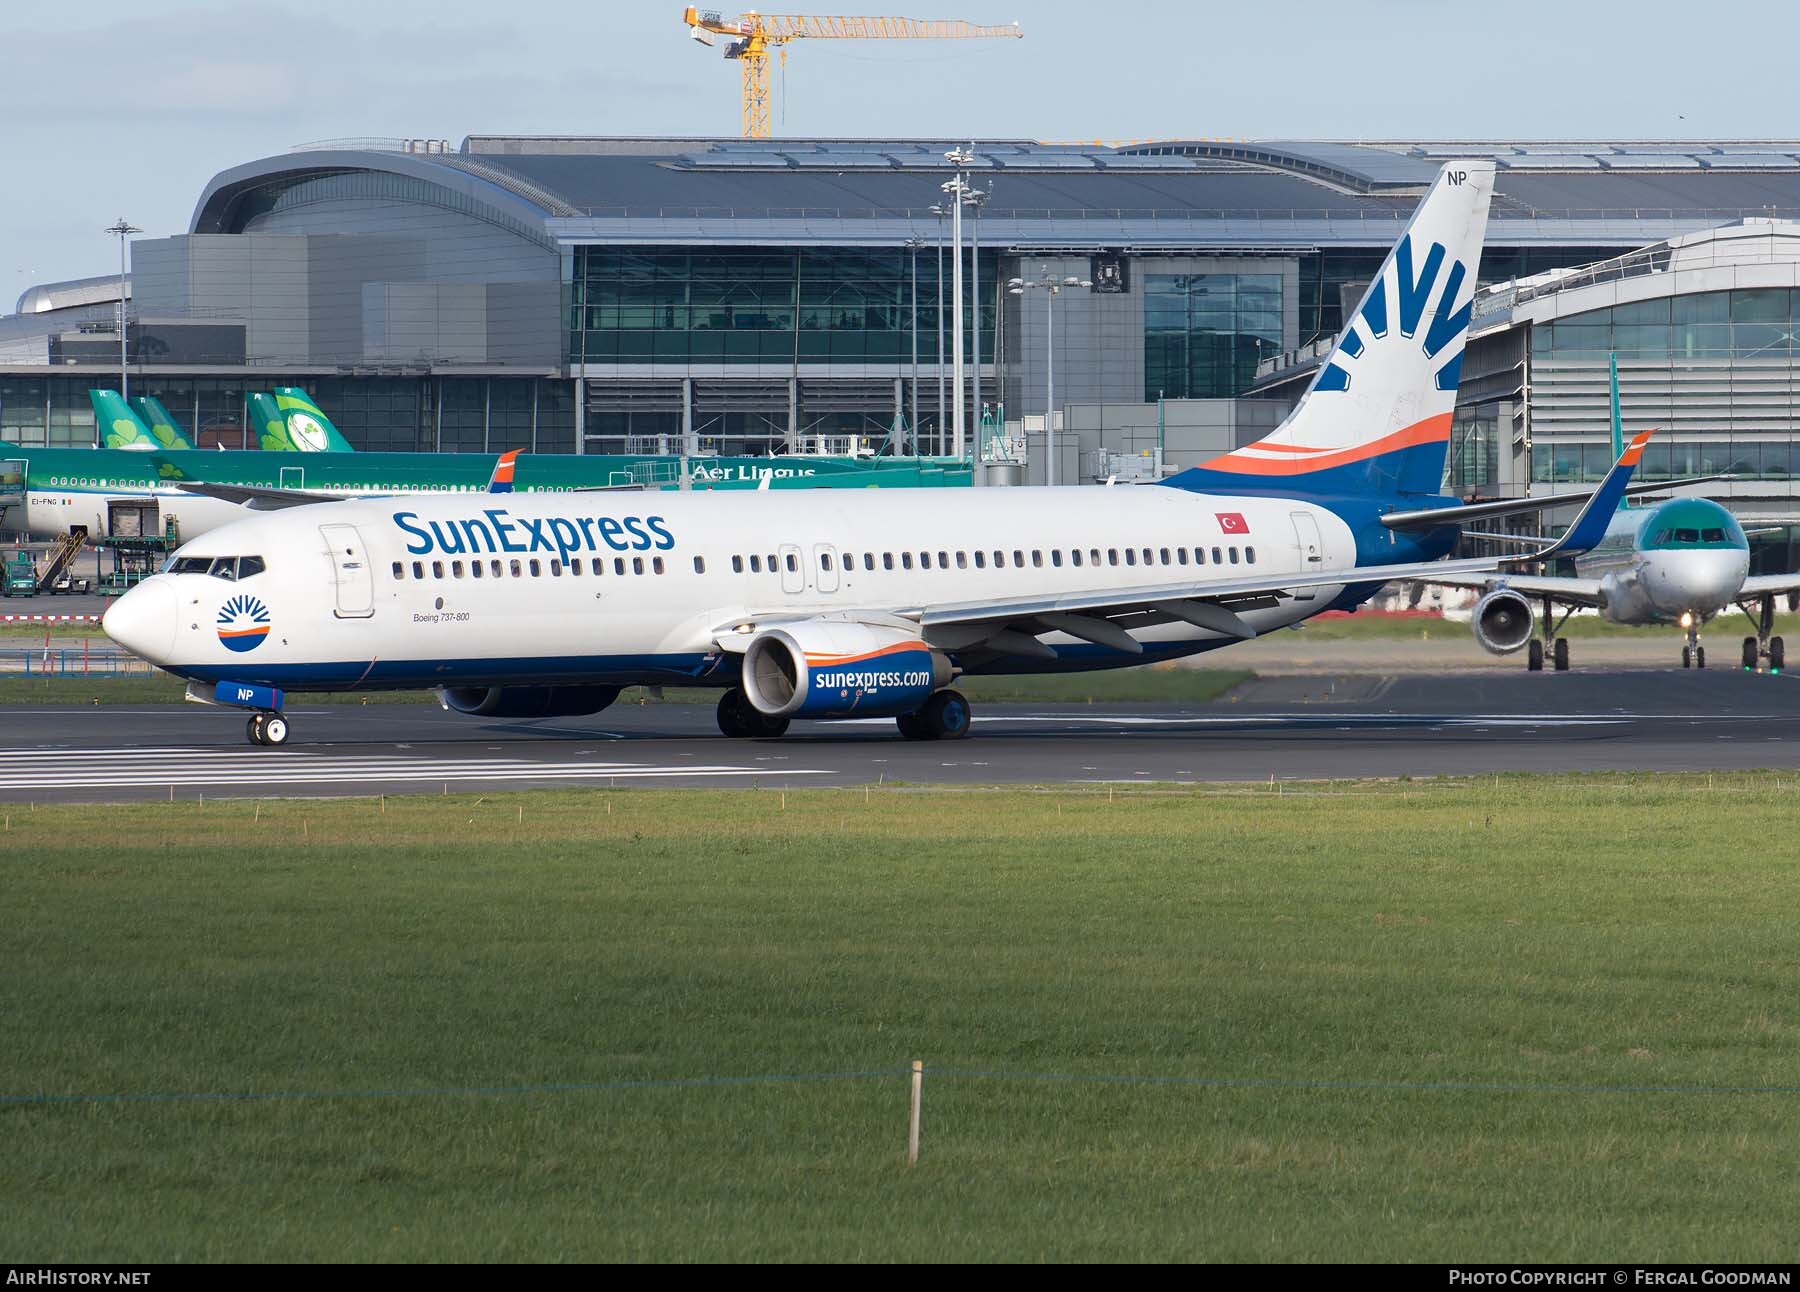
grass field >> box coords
[0,667,1251,708]
[5,776,1799,1262]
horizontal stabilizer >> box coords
[1383,472,1723,532]
[175,481,341,508]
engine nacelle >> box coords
[1472,588,1534,655]
[741,622,951,718]
[440,685,622,718]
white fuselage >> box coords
[104,485,1357,689]
[1574,506,1750,625]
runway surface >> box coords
[5,670,1800,801]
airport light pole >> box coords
[929,203,948,453]
[964,178,987,453]
[905,236,925,454]
[106,218,141,405]
[941,146,975,460]
[1008,268,1090,486]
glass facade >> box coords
[1144,273,1282,400]
[1532,289,1800,359]
[568,246,996,366]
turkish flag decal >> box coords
[1216,512,1250,534]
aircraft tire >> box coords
[1553,638,1570,672]
[1744,638,1760,670]
[1696,646,1706,670]
[1527,640,1544,672]
[1772,637,1786,672]
[247,714,265,746]
[717,689,754,738]
[1682,646,1692,669]
[896,711,931,740]
[262,715,289,746]
[922,690,972,740]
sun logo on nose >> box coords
[217,594,271,653]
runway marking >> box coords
[0,746,829,792]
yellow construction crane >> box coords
[683,8,1023,139]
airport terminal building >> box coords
[6,136,1800,510]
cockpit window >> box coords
[1701,528,1726,544]
[166,554,265,578]
[1674,529,1700,543]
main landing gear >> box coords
[246,712,289,747]
[716,688,790,739]
[1681,612,1706,669]
[896,689,972,741]
[1526,595,1573,672]
[1737,594,1786,674]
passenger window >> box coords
[653,557,665,575]
[491,559,503,578]
[471,561,483,579]
[1142,548,1153,565]
[902,552,914,570]
[1228,547,1239,564]
[1160,548,1171,565]
[993,550,1005,567]
[413,561,425,579]
[453,561,466,578]
[510,559,523,577]
[919,551,931,569]
[1013,550,1024,567]
[528,559,541,577]
[432,561,445,578]
[614,558,626,575]
[1032,550,1043,568]
[237,556,265,579]
[1245,546,1256,563]
[956,551,968,569]
[1125,550,1137,566]
[1195,547,1205,565]
[1071,550,1082,567]
[1212,547,1223,564]
[821,553,834,571]
[750,554,762,573]
[209,558,237,581]
[549,560,561,577]
[633,557,645,575]
[768,553,777,570]
[1108,549,1118,566]
[732,555,744,573]
[1051,550,1062,567]
[938,550,949,568]
[694,556,706,574]
[392,561,404,579]
[570,559,582,576]
[1089,548,1100,566]
[974,551,986,569]
[785,554,799,573]
[883,553,894,570]
[864,554,875,571]
[1177,549,1188,565]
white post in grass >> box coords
[907,1059,923,1166]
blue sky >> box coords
[5,0,1797,292]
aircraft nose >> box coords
[103,578,178,664]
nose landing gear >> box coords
[246,712,290,747]
[1681,613,1706,669]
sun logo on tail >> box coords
[1314,234,1473,396]
[217,594,271,653]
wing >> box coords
[1413,570,1605,608]
[711,555,1512,657]
[1738,573,1800,598]
[174,480,345,508]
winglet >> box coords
[1520,427,1655,562]
[487,449,522,494]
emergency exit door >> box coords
[319,523,374,618]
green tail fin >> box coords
[272,387,355,452]
[246,393,297,452]
[1610,353,1631,508]
[90,390,167,451]
[127,395,196,450]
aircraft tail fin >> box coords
[90,390,169,451]
[247,393,295,452]
[1164,160,1496,501]
[271,387,355,452]
[126,395,195,450]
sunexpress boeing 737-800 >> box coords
[103,162,1669,747]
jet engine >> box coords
[1472,588,1534,655]
[741,621,951,718]
[440,685,622,718]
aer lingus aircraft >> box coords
[1423,357,1800,672]
[102,161,1668,747]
